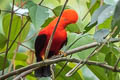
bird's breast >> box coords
[48,30,67,52]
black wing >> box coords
[35,34,47,61]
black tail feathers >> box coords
[35,65,52,77]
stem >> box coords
[45,0,68,59]
[2,0,15,75]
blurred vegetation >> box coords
[0,0,120,80]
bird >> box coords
[34,9,78,77]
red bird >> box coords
[34,9,78,77]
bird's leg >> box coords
[59,50,67,57]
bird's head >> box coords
[61,9,78,24]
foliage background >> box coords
[0,0,120,80]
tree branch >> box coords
[63,38,120,57]
[1,57,120,80]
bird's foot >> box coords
[59,50,67,57]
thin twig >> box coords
[38,0,44,5]
[2,0,15,75]
[114,57,120,71]
[45,0,68,59]
[9,40,34,52]
[13,67,38,80]
[100,0,104,6]
[8,16,24,73]
[82,0,97,21]
[8,43,20,73]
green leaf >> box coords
[29,4,49,29]
[66,24,80,33]
[0,9,1,14]
[87,65,107,80]
[2,14,30,52]
[97,5,115,25]
[105,52,117,80]
[83,22,97,33]
[105,52,117,66]
[94,29,110,42]
[41,17,54,28]
[24,1,36,9]
[56,0,61,3]
[87,52,107,80]
[111,0,120,37]
[65,33,95,59]
[53,5,70,16]
[55,62,84,80]
[99,43,120,56]
[3,14,21,40]
[7,52,28,61]
[89,0,100,15]
[3,14,21,52]
[89,5,108,26]
[0,33,7,49]
[26,74,37,80]
[98,16,112,29]
[19,16,30,42]
[0,56,9,70]
[104,0,118,6]
[15,60,27,68]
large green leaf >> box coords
[111,0,120,37]
[55,62,84,80]
[0,33,7,49]
[2,14,30,52]
[27,1,49,29]
[89,5,108,26]
[65,33,95,59]
[97,5,115,25]
[87,52,107,80]
[3,14,21,40]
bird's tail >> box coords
[35,65,52,77]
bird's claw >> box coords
[59,50,67,57]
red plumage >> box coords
[34,9,78,77]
